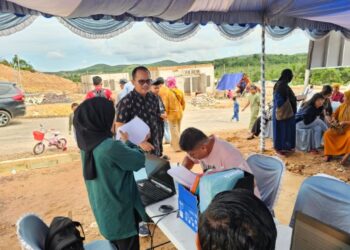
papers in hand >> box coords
[167,165,198,189]
[116,116,150,145]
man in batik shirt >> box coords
[116,66,163,157]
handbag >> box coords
[330,121,345,135]
[276,98,294,121]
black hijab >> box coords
[273,69,293,96]
[73,97,115,180]
[274,69,297,112]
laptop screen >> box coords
[291,212,350,250]
[145,154,175,191]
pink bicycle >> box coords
[32,124,67,155]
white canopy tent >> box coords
[1,0,350,151]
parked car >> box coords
[0,82,26,127]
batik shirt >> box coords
[116,90,162,156]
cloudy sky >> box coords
[0,17,309,72]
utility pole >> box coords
[17,55,21,88]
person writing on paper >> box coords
[179,127,260,197]
[116,66,163,157]
[73,97,152,250]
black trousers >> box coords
[251,116,262,136]
[112,235,140,250]
[251,116,271,136]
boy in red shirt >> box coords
[86,76,114,102]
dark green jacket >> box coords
[81,138,147,241]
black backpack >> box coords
[45,217,85,250]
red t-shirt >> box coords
[331,92,344,103]
[85,87,112,100]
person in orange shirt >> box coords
[161,77,185,152]
[155,77,171,144]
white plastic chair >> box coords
[290,175,350,234]
[331,101,341,112]
[246,154,285,214]
[16,214,48,250]
[16,214,117,250]
[295,127,314,152]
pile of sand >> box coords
[0,64,79,94]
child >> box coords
[69,103,79,137]
[232,97,239,122]
[242,85,260,130]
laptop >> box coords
[136,154,176,206]
[291,212,350,250]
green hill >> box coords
[50,53,350,85]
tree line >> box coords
[0,55,35,72]
[1,54,349,86]
[214,53,350,85]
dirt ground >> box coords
[2,128,350,250]
[0,64,79,94]
[1,83,349,249]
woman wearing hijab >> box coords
[296,93,327,153]
[324,90,350,165]
[272,69,297,155]
[73,97,152,250]
[166,76,186,152]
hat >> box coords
[119,79,128,85]
[152,77,165,86]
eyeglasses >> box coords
[137,79,152,85]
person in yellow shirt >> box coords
[155,77,171,144]
[160,76,185,152]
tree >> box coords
[0,59,11,67]
[11,54,35,72]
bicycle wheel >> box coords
[33,142,45,155]
[57,138,67,149]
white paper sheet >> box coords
[167,165,198,189]
[116,116,150,145]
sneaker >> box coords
[138,222,150,237]
[246,135,255,140]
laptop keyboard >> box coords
[138,181,171,205]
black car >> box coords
[0,82,26,127]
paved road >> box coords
[0,107,251,155]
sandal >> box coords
[340,154,350,166]
[324,155,331,162]
[309,149,319,155]
[246,135,255,140]
[275,150,286,156]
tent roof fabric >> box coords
[216,73,243,91]
[1,0,350,31]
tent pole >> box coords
[303,40,314,90]
[260,22,266,152]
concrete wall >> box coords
[149,64,215,95]
[80,73,130,93]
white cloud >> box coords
[0,17,310,71]
[47,51,65,59]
